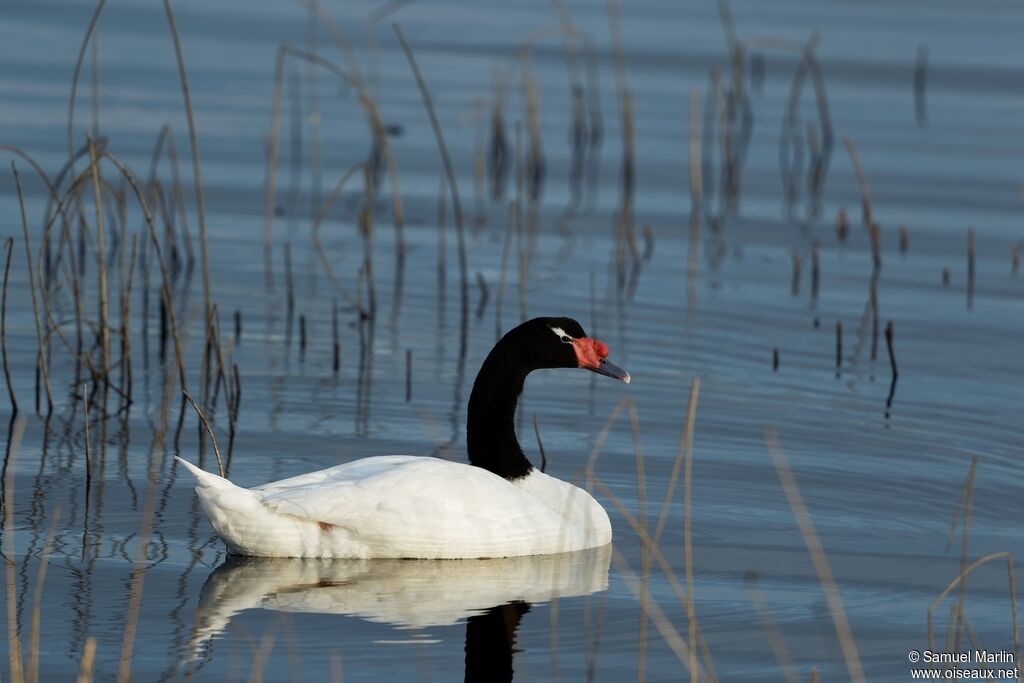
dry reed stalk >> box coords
[2,238,15,413]
[87,140,111,385]
[76,638,96,683]
[610,548,706,678]
[489,67,509,201]
[791,253,801,296]
[13,164,54,414]
[869,278,879,363]
[183,390,224,477]
[359,166,377,317]
[1011,243,1020,275]
[121,235,138,403]
[654,380,700,543]
[27,508,60,683]
[836,209,849,242]
[163,0,212,337]
[682,381,700,683]
[102,153,188,391]
[331,300,339,374]
[967,228,975,310]
[311,162,367,316]
[811,242,820,303]
[494,203,514,340]
[4,416,26,683]
[82,384,92,490]
[954,457,977,653]
[405,349,412,402]
[394,24,469,337]
[592,479,718,681]
[835,321,842,377]
[899,226,909,255]
[284,242,295,338]
[869,222,881,271]
[884,321,898,413]
[266,47,406,304]
[299,314,307,358]
[746,573,801,683]
[475,272,488,320]
[66,0,108,166]
[926,550,1019,671]
[773,349,779,371]
[330,652,343,683]
[514,123,527,322]
[764,427,865,683]
[437,174,447,308]
[842,137,872,228]
[520,61,545,202]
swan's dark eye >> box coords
[560,335,572,344]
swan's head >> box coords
[516,317,631,384]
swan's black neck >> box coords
[466,335,535,480]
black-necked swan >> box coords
[177,316,630,559]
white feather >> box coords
[176,456,611,559]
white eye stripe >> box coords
[550,326,575,343]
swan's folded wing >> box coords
[257,457,555,556]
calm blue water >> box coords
[0,0,1022,681]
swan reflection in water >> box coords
[188,544,611,680]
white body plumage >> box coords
[177,456,611,559]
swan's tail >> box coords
[175,456,236,491]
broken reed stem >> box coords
[764,427,866,683]
[4,416,26,683]
[475,272,489,320]
[790,253,801,296]
[87,140,111,385]
[331,300,339,374]
[835,321,842,377]
[394,24,470,344]
[2,238,15,413]
[83,384,92,490]
[27,508,60,683]
[870,278,879,363]
[13,164,54,414]
[842,137,872,228]
[182,390,224,477]
[532,415,548,473]
[811,242,820,303]
[405,349,411,402]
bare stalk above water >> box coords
[182,390,224,478]
[394,24,470,348]
[13,164,54,414]
[842,137,872,228]
[163,0,212,339]
[764,427,866,683]
[2,238,15,413]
